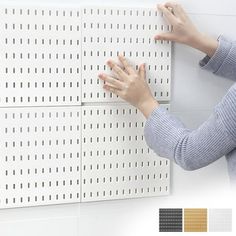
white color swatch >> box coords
[209,208,232,232]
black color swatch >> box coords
[159,208,183,232]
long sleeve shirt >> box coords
[144,35,236,183]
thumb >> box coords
[154,33,175,41]
[138,63,146,80]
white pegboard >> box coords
[0,6,82,107]
[0,6,171,107]
[82,7,171,103]
[81,104,170,202]
[0,107,81,209]
[0,5,171,208]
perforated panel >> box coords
[0,5,171,208]
[81,104,170,201]
[0,6,81,107]
[209,209,232,232]
[159,208,183,232]
[81,7,171,103]
[0,107,81,208]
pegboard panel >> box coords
[81,7,171,103]
[81,104,170,202]
[0,107,81,208]
[0,4,171,208]
[0,6,81,107]
[0,6,171,107]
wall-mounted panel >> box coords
[81,104,170,201]
[81,7,171,103]
[0,6,81,107]
[0,107,81,208]
[0,4,171,208]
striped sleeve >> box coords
[144,85,236,170]
[199,35,236,80]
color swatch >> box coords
[184,208,207,232]
[209,208,232,232]
[159,208,183,232]
[159,208,232,232]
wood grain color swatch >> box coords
[184,208,207,232]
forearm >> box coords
[174,113,235,170]
[144,85,236,170]
[199,35,236,80]
[138,97,159,119]
[187,33,219,57]
[144,107,235,170]
[156,3,219,58]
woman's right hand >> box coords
[156,2,218,57]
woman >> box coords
[98,2,236,184]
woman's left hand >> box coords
[98,55,159,118]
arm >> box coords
[99,2,235,120]
[155,2,218,57]
[144,84,236,170]
[156,2,236,80]
[99,54,236,171]
[199,35,236,80]
[98,3,236,171]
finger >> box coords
[164,2,187,19]
[98,73,124,90]
[154,32,175,41]
[138,63,146,80]
[118,55,136,74]
[103,84,122,97]
[107,60,128,81]
[157,4,177,25]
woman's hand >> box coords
[156,2,218,57]
[98,55,159,118]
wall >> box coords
[0,0,235,236]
